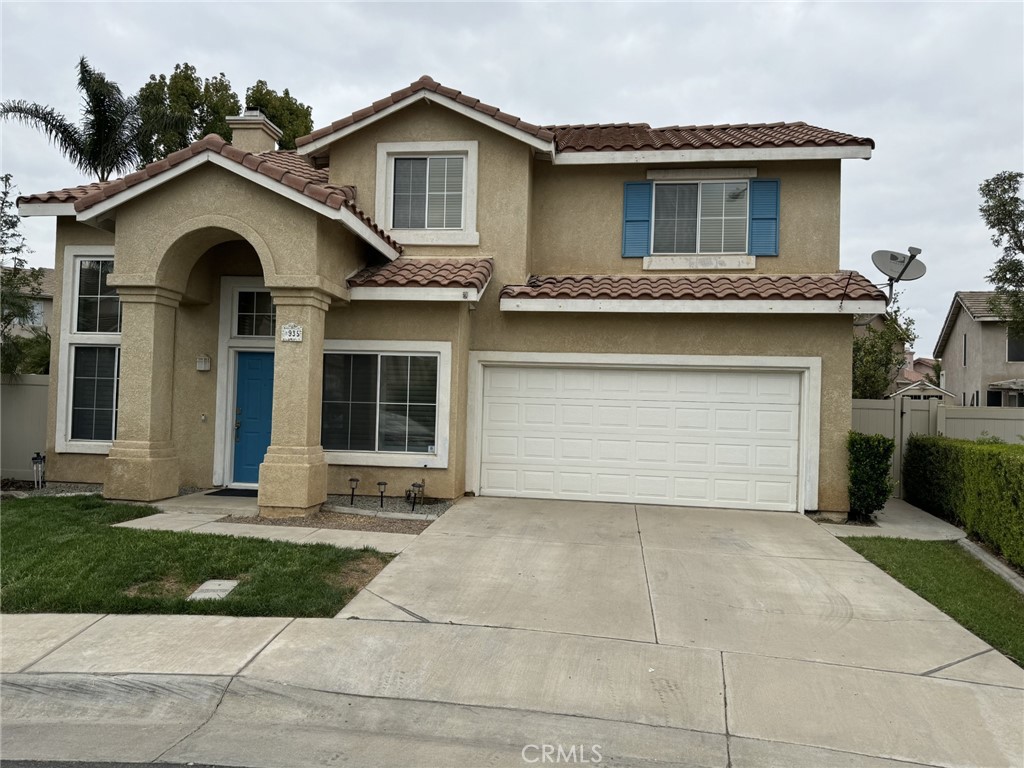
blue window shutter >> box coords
[749,179,780,256]
[622,182,652,257]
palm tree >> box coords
[1,56,143,182]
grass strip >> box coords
[1,495,391,617]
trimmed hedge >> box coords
[848,431,895,521]
[904,435,1024,568]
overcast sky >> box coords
[2,1,1021,356]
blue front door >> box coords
[233,352,274,484]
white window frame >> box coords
[56,246,120,454]
[322,339,451,468]
[650,179,750,257]
[375,141,479,246]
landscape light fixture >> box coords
[377,481,387,509]
[410,481,424,513]
[349,477,359,506]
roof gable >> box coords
[295,76,556,157]
[933,291,1006,358]
[18,135,401,259]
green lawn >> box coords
[0,495,392,617]
[842,536,1024,667]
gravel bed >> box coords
[0,481,103,498]
[222,508,433,535]
[325,494,453,518]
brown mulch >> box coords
[221,509,433,535]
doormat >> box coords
[206,488,258,498]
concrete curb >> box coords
[957,538,1024,597]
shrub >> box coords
[848,431,895,521]
[904,435,1024,568]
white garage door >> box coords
[479,366,801,511]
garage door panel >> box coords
[479,366,801,512]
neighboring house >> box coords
[934,291,1024,407]
[17,76,885,517]
[6,266,55,337]
[892,351,950,400]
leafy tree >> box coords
[136,63,241,165]
[0,57,144,182]
[924,359,943,389]
[979,171,1024,337]
[852,295,917,399]
[244,80,313,150]
[1,174,49,376]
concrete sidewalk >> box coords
[114,512,417,554]
[3,499,1022,767]
[823,497,966,540]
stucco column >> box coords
[104,286,181,501]
[258,287,331,518]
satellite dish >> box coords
[872,249,927,281]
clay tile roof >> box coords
[348,258,493,290]
[955,291,1004,321]
[17,140,399,254]
[545,121,875,153]
[500,272,885,302]
[296,75,556,149]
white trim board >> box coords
[499,298,887,315]
[74,152,401,261]
[465,351,822,513]
[349,285,487,302]
[553,146,872,164]
[17,202,77,216]
[297,91,555,157]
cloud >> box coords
[1,1,1021,354]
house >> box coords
[6,266,55,336]
[933,291,1024,407]
[17,76,886,517]
[892,351,951,400]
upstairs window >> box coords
[76,259,121,333]
[393,156,464,230]
[1008,330,1024,362]
[653,181,748,254]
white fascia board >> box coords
[17,202,77,217]
[74,153,401,261]
[350,285,482,302]
[297,91,555,157]
[553,145,872,165]
[500,298,887,314]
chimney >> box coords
[226,107,283,154]
[904,349,915,368]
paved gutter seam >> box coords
[720,652,732,768]
[634,505,660,644]
[957,538,1024,596]
[16,614,108,673]
[363,589,431,622]
[733,735,943,768]
[239,677,731,739]
[234,618,296,677]
[920,648,994,677]
[152,675,233,763]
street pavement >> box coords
[2,497,1021,767]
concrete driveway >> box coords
[3,498,1022,767]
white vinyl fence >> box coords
[852,397,1024,497]
[1,374,49,481]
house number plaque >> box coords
[281,323,303,342]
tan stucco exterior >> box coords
[39,96,865,517]
[942,311,1024,406]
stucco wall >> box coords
[322,300,471,500]
[943,312,1024,405]
[529,160,841,276]
[327,101,534,286]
